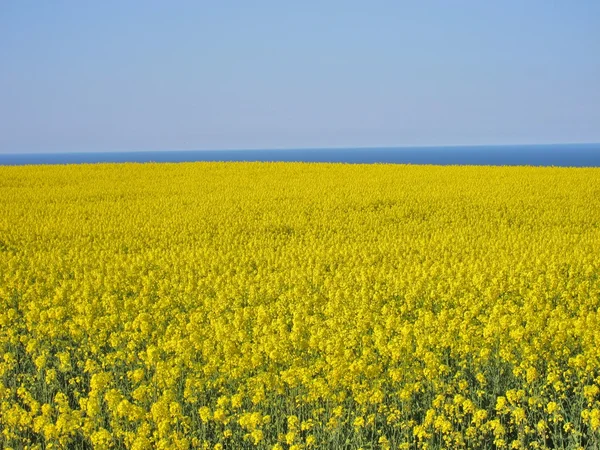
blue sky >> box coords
[1,1,599,153]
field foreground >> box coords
[1,162,600,449]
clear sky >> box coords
[1,1,599,153]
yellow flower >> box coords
[198,406,211,423]
[546,402,559,414]
[2,162,600,447]
[285,431,296,444]
[353,416,365,428]
[213,408,227,423]
[90,428,112,448]
[250,429,264,445]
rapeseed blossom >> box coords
[1,162,600,448]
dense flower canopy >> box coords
[1,162,599,449]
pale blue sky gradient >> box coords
[1,1,599,153]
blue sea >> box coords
[1,143,600,167]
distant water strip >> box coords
[1,144,600,167]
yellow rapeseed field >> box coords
[1,162,600,450]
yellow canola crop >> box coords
[1,162,600,450]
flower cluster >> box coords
[1,162,599,449]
